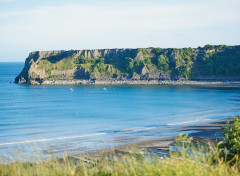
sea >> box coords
[0,62,240,160]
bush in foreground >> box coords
[222,116,240,158]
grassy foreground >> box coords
[0,148,240,176]
[1,117,240,176]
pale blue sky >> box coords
[0,0,240,62]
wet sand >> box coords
[79,118,232,159]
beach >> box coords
[80,118,232,159]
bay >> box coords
[0,62,240,156]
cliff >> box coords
[15,45,240,85]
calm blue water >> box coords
[0,62,240,156]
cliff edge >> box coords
[15,45,240,85]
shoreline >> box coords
[19,79,240,88]
[0,118,232,163]
[79,118,232,158]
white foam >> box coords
[0,133,106,146]
[121,127,156,132]
[167,119,212,126]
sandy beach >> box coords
[79,118,232,159]
[81,118,231,161]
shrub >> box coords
[47,70,51,77]
[221,116,240,157]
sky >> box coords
[0,0,240,62]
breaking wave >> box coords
[167,119,212,126]
[0,133,106,146]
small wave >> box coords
[70,88,74,92]
[121,127,156,132]
[0,133,106,146]
[167,119,212,126]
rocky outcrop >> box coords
[74,67,90,79]
[15,48,143,84]
[15,45,240,85]
[134,51,144,61]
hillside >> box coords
[15,45,240,85]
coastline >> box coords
[80,118,232,158]
[22,79,240,88]
[0,118,233,163]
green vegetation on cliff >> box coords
[15,45,240,84]
[38,56,76,70]
[73,56,122,77]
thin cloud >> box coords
[0,0,14,3]
[1,2,239,30]
[0,0,239,61]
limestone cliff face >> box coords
[15,45,240,85]
[15,49,149,85]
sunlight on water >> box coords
[0,63,240,157]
